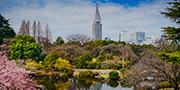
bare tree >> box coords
[124,49,180,89]
[44,23,53,47]
[18,20,27,35]
[66,34,92,45]
[31,21,37,40]
[26,20,30,36]
[37,21,43,44]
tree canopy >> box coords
[161,0,180,41]
[0,14,16,44]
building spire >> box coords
[94,0,101,22]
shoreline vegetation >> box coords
[0,0,180,89]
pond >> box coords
[34,75,133,90]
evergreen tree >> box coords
[161,0,180,41]
[0,14,16,44]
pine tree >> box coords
[161,0,180,41]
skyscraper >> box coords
[132,31,145,45]
[92,0,102,40]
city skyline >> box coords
[0,0,177,41]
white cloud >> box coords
[1,0,177,41]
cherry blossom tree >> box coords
[0,45,41,89]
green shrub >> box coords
[84,70,92,77]
[67,69,73,76]
[97,55,105,62]
[44,49,59,70]
[9,35,42,60]
[87,63,96,69]
[74,53,92,68]
[79,71,84,77]
[95,62,101,69]
[109,70,119,80]
[160,81,172,88]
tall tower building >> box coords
[92,0,102,40]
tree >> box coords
[54,36,64,46]
[31,21,37,40]
[37,21,43,44]
[74,53,92,68]
[0,14,16,44]
[44,23,53,48]
[0,50,41,89]
[66,34,92,45]
[9,35,42,60]
[18,20,27,35]
[160,0,180,41]
[44,49,59,71]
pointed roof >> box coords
[94,0,101,22]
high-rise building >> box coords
[119,30,131,43]
[92,0,102,40]
[132,31,145,45]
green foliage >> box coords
[160,81,172,88]
[54,36,64,46]
[79,71,84,77]
[9,35,42,60]
[87,62,96,69]
[0,14,16,44]
[109,70,119,80]
[44,49,59,70]
[74,53,92,68]
[83,70,92,77]
[95,62,101,69]
[160,0,180,41]
[153,50,180,65]
[97,55,106,61]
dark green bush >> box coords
[79,71,84,77]
[87,63,96,69]
[109,70,119,80]
[74,53,92,68]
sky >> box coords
[0,0,177,41]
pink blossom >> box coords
[0,51,41,89]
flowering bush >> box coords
[0,51,41,89]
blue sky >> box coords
[0,0,176,41]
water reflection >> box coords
[34,75,133,90]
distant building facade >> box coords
[119,30,131,43]
[132,31,145,45]
[92,0,102,40]
[141,36,157,45]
